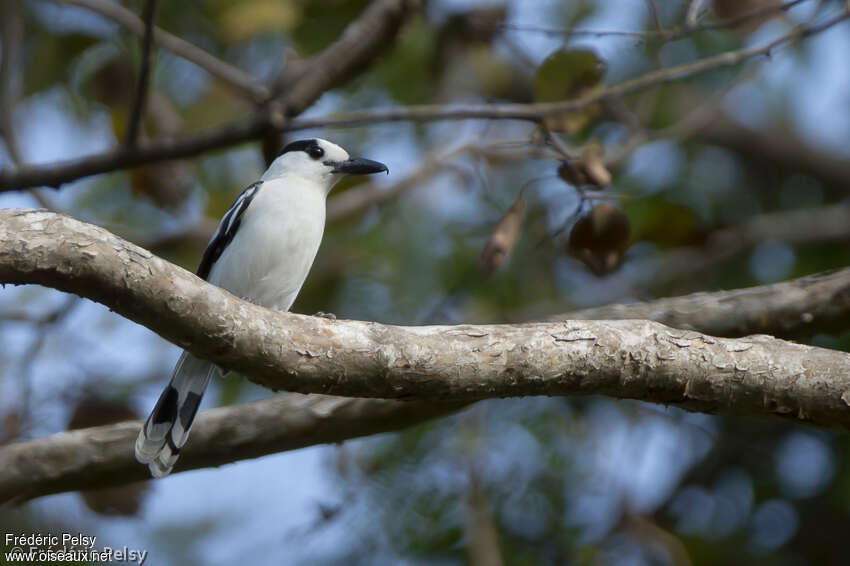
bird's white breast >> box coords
[207,176,327,311]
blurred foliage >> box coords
[534,48,606,133]
[2,0,850,565]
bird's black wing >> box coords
[196,181,262,281]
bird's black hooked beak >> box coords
[329,157,389,175]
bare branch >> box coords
[287,6,848,129]
[502,0,809,41]
[645,0,663,32]
[0,393,464,504]
[325,140,531,223]
[0,115,269,190]
[276,0,421,115]
[2,209,850,499]
[0,0,23,163]
[548,267,850,338]
[693,112,850,195]
[2,6,846,192]
[1,209,849,419]
[125,0,158,147]
[0,0,420,191]
[55,0,269,101]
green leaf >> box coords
[534,48,606,133]
[535,48,606,101]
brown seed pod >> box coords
[581,141,612,188]
[480,196,526,276]
[557,161,587,187]
[556,141,611,189]
[567,203,631,276]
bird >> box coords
[135,138,388,477]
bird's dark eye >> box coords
[307,146,324,160]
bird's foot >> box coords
[313,311,337,320]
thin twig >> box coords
[54,0,269,102]
[541,127,575,160]
[0,0,23,164]
[502,0,810,42]
[125,0,158,147]
[0,1,61,210]
[685,0,704,28]
[14,296,80,440]
[1,6,846,192]
[645,0,663,31]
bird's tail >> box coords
[135,352,217,478]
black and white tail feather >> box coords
[134,138,388,478]
[135,353,220,477]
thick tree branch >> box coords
[276,0,421,115]
[2,209,850,416]
[55,0,270,101]
[2,6,846,192]
[548,267,850,338]
[3,210,850,499]
[0,393,464,504]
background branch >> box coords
[124,0,158,147]
[693,112,850,196]
[634,204,850,293]
[55,0,269,101]
[502,0,807,41]
[275,0,421,114]
[547,267,850,338]
[2,6,846,192]
[0,393,465,504]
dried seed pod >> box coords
[567,203,631,276]
[581,141,611,188]
[480,196,526,275]
[557,161,587,187]
[556,141,611,189]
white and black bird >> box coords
[135,138,388,477]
